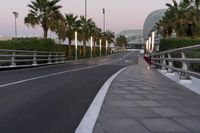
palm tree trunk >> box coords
[68,39,72,58]
[94,42,96,56]
[44,29,48,39]
[83,40,86,56]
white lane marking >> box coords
[0,52,132,88]
[0,62,110,88]
[75,67,127,133]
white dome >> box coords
[143,9,166,39]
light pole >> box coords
[103,8,105,32]
[146,40,149,52]
[90,36,93,59]
[13,11,18,38]
[99,39,102,56]
[85,0,87,19]
[148,37,151,51]
[75,31,78,60]
[106,40,108,55]
[151,31,155,52]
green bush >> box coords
[0,38,110,59]
[159,38,200,73]
[0,38,67,52]
[159,38,200,52]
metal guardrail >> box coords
[0,49,65,68]
[150,45,200,79]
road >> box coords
[0,52,139,133]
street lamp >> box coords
[151,31,155,51]
[99,39,102,56]
[13,11,18,38]
[106,40,108,55]
[90,36,93,59]
[148,37,151,51]
[103,8,105,32]
[85,0,87,19]
[146,40,149,51]
[75,31,78,60]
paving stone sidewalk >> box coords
[93,58,200,133]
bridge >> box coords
[0,46,200,133]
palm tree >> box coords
[159,0,200,38]
[116,35,127,50]
[92,27,102,55]
[54,18,66,44]
[65,14,79,58]
[79,16,95,56]
[24,0,62,39]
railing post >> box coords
[161,54,166,71]
[32,52,37,66]
[10,52,16,67]
[48,53,52,64]
[55,54,58,64]
[167,53,173,73]
[61,54,65,63]
[179,51,190,80]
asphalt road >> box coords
[0,52,139,133]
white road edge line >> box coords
[75,67,127,133]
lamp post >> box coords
[85,0,87,20]
[90,36,93,59]
[151,31,155,52]
[75,31,78,60]
[146,40,149,52]
[148,37,151,51]
[13,11,18,38]
[99,39,102,56]
[103,8,105,32]
[106,40,108,55]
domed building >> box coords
[117,29,145,49]
[143,9,166,40]
[117,9,166,51]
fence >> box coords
[0,49,65,68]
[150,45,200,80]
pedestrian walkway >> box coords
[93,58,200,133]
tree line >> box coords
[24,0,127,57]
[156,0,200,38]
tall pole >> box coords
[13,12,18,38]
[106,40,108,55]
[99,39,102,56]
[90,36,93,59]
[151,31,155,52]
[103,8,105,32]
[85,0,87,20]
[75,31,78,60]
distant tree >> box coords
[116,35,127,48]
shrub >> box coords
[0,38,110,59]
[159,38,200,73]
[159,38,200,52]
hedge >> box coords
[0,38,110,59]
[159,38,200,52]
[159,38,200,73]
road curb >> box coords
[75,67,127,133]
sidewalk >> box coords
[93,58,200,133]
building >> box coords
[117,29,145,50]
[143,9,166,51]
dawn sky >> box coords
[0,0,180,37]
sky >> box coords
[0,0,180,37]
